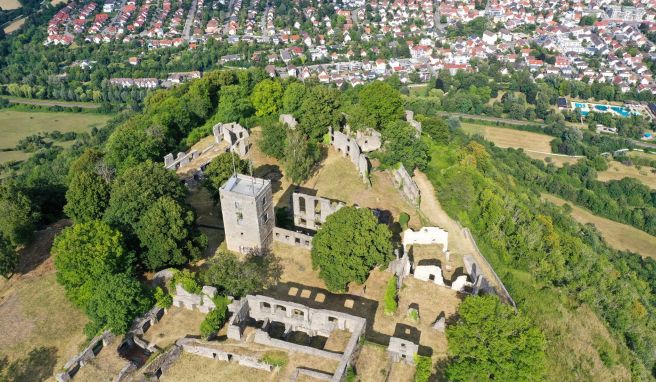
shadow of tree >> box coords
[1,346,58,382]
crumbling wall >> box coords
[413,265,445,286]
[142,344,183,381]
[405,110,422,135]
[172,284,218,313]
[387,337,418,364]
[163,150,200,170]
[355,129,382,152]
[329,127,369,183]
[292,193,344,231]
[55,331,116,382]
[213,122,250,157]
[402,227,449,252]
[390,163,420,207]
[273,227,313,249]
[177,338,274,372]
[279,114,298,128]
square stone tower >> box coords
[219,174,274,254]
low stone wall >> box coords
[142,344,183,381]
[273,227,313,249]
[177,338,273,372]
[388,337,418,364]
[254,330,343,361]
[292,368,334,381]
[164,150,200,170]
[55,331,115,382]
[390,163,420,207]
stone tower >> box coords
[219,173,274,254]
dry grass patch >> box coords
[270,241,325,289]
[142,307,207,349]
[0,222,88,376]
[525,151,581,167]
[460,123,553,152]
[70,345,128,382]
[388,360,416,382]
[354,343,391,382]
[0,0,21,9]
[597,161,656,190]
[162,352,274,382]
[542,193,656,259]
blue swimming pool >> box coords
[611,106,631,117]
[571,101,638,118]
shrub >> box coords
[172,269,201,294]
[399,212,410,230]
[262,351,288,367]
[384,275,398,314]
[154,286,172,308]
[413,355,432,382]
[345,366,356,382]
[199,300,228,339]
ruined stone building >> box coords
[213,122,250,157]
[292,192,345,231]
[220,174,274,254]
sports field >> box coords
[0,110,110,163]
[542,193,656,259]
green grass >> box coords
[0,110,110,163]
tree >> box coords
[422,116,450,143]
[358,81,404,129]
[64,171,111,223]
[311,207,393,291]
[251,79,283,116]
[214,85,253,123]
[258,121,287,159]
[283,128,320,183]
[84,272,151,335]
[298,85,341,139]
[0,234,18,279]
[446,295,546,382]
[202,152,249,202]
[201,250,282,297]
[52,221,134,308]
[380,121,430,171]
[136,196,207,270]
[384,275,398,314]
[282,82,306,114]
[104,161,186,234]
[0,185,38,246]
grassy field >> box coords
[597,161,656,190]
[0,110,110,163]
[0,0,21,9]
[0,221,89,381]
[542,193,656,259]
[460,122,581,166]
[3,17,25,33]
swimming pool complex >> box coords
[572,102,639,118]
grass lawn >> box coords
[542,193,656,259]
[597,161,656,190]
[162,352,274,382]
[0,109,110,163]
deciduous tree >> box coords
[64,171,110,223]
[311,207,392,291]
[251,79,283,116]
[202,152,249,202]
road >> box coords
[182,0,198,41]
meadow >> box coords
[460,122,581,166]
[0,110,110,163]
[597,160,656,190]
[542,193,656,259]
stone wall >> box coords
[413,265,445,286]
[273,227,313,250]
[142,344,183,381]
[172,284,218,313]
[164,150,201,171]
[292,192,344,231]
[279,114,298,128]
[402,227,449,253]
[390,163,420,207]
[177,338,274,372]
[388,337,418,364]
[405,110,422,135]
[329,127,369,183]
[55,331,116,382]
[213,122,250,157]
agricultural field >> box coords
[597,161,656,190]
[0,110,110,164]
[542,193,656,259]
[3,17,24,34]
[460,122,581,166]
[0,0,21,10]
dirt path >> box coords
[413,171,509,298]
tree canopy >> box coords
[251,79,283,116]
[283,128,320,184]
[64,171,111,223]
[0,234,18,279]
[446,295,546,381]
[202,152,249,202]
[136,196,207,270]
[200,250,282,297]
[358,81,404,129]
[52,220,134,308]
[311,207,392,291]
